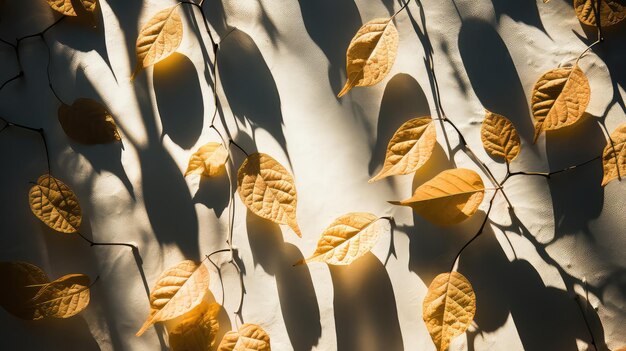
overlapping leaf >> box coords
[297,212,388,265]
[601,123,626,186]
[168,301,221,351]
[185,142,229,177]
[46,0,97,16]
[423,272,476,351]
[480,110,521,163]
[137,260,210,336]
[237,153,302,237]
[389,168,485,225]
[574,0,626,27]
[218,323,271,351]
[338,17,399,97]
[29,274,91,320]
[370,116,436,182]
[132,5,183,79]
[531,65,590,143]
[0,261,50,319]
[58,98,121,145]
[29,174,82,234]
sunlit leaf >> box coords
[46,0,77,16]
[423,272,476,351]
[29,274,91,320]
[297,212,388,265]
[574,0,626,27]
[0,261,50,319]
[369,116,436,182]
[80,0,97,12]
[218,323,271,351]
[29,174,82,234]
[167,301,221,351]
[237,153,301,237]
[480,110,521,163]
[531,65,590,143]
[137,260,210,336]
[185,142,229,178]
[389,168,485,225]
[601,123,626,186]
[338,17,399,97]
[132,5,183,80]
[58,98,121,145]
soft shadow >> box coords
[153,53,204,150]
[297,0,361,95]
[490,0,547,34]
[192,172,230,218]
[329,253,404,351]
[246,212,321,351]
[369,73,430,176]
[458,18,534,140]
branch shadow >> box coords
[246,212,321,351]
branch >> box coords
[0,118,50,173]
[506,156,601,181]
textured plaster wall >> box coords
[0,0,625,350]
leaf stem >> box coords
[392,0,413,19]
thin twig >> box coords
[392,0,413,19]
[76,231,139,251]
[0,119,51,173]
[506,156,601,181]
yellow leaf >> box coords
[218,323,271,351]
[80,0,97,12]
[29,174,82,234]
[389,168,485,225]
[544,0,550,3]
[574,0,626,27]
[46,0,78,16]
[132,5,183,80]
[29,274,91,320]
[0,261,50,319]
[423,272,476,351]
[237,153,302,237]
[338,17,399,97]
[480,110,521,163]
[369,116,436,182]
[601,123,626,186]
[137,260,210,336]
[531,65,590,143]
[167,301,221,351]
[297,212,388,265]
[58,98,121,145]
[185,142,229,177]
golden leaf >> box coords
[297,213,388,265]
[423,272,476,351]
[531,65,590,143]
[369,116,437,182]
[338,17,399,97]
[389,168,485,225]
[46,0,77,16]
[80,0,97,12]
[0,261,49,319]
[29,274,91,320]
[574,0,626,27]
[137,260,210,336]
[601,123,626,186]
[480,110,521,163]
[29,174,82,234]
[168,301,221,351]
[58,98,121,145]
[218,323,271,351]
[237,153,301,237]
[185,142,229,177]
[132,5,183,79]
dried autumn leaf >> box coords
[168,301,221,351]
[137,260,210,336]
[80,0,97,12]
[369,116,437,183]
[218,323,271,351]
[46,0,78,16]
[29,274,91,320]
[574,0,626,27]
[185,142,229,177]
[601,123,626,186]
[297,213,388,266]
[480,110,521,163]
[132,5,183,79]
[423,272,476,351]
[237,153,302,237]
[29,174,82,234]
[531,65,590,143]
[389,168,485,225]
[338,17,399,97]
[58,98,121,145]
[0,261,49,319]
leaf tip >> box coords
[337,82,352,98]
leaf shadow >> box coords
[246,212,322,351]
[490,0,548,34]
[191,172,231,218]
